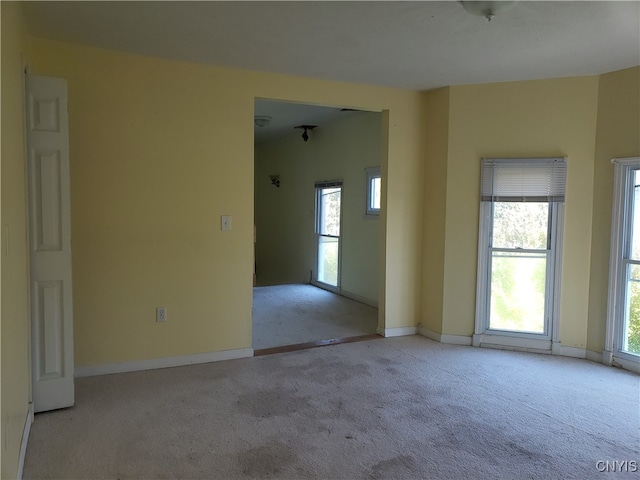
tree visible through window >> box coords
[489,202,549,333]
[621,170,640,354]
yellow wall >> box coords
[439,77,600,348]
[420,88,449,334]
[255,111,382,303]
[26,37,424,367]
[587,67,640,352]
[2,35,633,475]
[1,3,31,478]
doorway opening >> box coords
[252,99,383,353]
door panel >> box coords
[26,74,74,412]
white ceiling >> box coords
[22,1,640,142]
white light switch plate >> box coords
[221,215,232,231]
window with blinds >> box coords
[481,158,567,202]
[475,157,566,348]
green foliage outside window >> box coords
[490,202,549,332]
[626,280,640,354]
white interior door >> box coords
[26,74,74,412]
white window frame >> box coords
[365,166,381,216]
[605,157,640,373]
[474,158,566,352]
[313,180,343,293]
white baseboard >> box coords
[377,326,417,337]
[474,333,552,353]
[441,334,472,346]
[75,348,254,377]
[611,356,640,374]
[476,336,595,360]
[420,327,637,373]
[340,289,378,308]
[310,280,340,295]
[17,403,34,480]
[417,326,441,342]
[577,349,639,373]
[601,350,640,373]
[552,342,586,359]
[585,349,603,363]
[417,327,472,346]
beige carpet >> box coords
[24,336,639,479]
[252,284,378,349]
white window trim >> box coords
[365,166,381,216]
[473,158,565,351]
[312,180,343,293]
[605,157,640,371]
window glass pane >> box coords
[319,188,341,236]
[490,251,547,334]
[318,236,339,286]
[624,263,640,355]
[631,170,640,261]
[371,177,381,210]
[492,202,549,250]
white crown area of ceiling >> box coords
[23,1,640,91]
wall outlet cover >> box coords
[156,307,167,322]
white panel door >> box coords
[26,74,74,412]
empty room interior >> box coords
[253,99,382,351]
[1,1,639,479]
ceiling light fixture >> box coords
[294,125,317,142]
[254,115,272,128]
[459,1,518,21]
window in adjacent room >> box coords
[366,166,381,216]
[315,181,342,289]
[475,158,566,346]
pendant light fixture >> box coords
[294,125,317,142]
[459,1,518,21]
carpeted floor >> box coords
[252,284,378,349]
[24,336,639,479]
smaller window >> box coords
[366,166,381,216]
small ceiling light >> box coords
[294,125,317,142]
[254,115,272,128]
[459,1,518,21]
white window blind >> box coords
[481,158,567,202]
[315,180,343,189]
